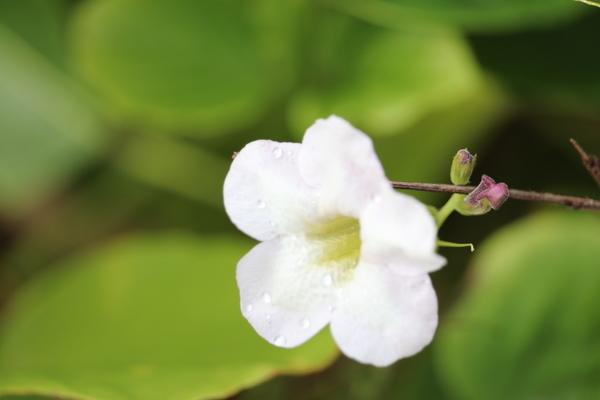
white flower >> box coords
[223,116,446,367]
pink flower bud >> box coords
[465,175,509,210]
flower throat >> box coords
[307,216,361,276]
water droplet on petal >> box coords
[266,314,272,322]
[328,305,336,313]
[245,304,253,314]
[370,193,382,203]
[262,292,272,303]
[322,273,333,287]
[257,200,266,209]
[274,335,286,346]
[301,318,311,329]
[286,150,293,156]
[272,147,283,159]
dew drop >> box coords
[262,292,272,303]
[257,200,266,209]
[328,305,336,313]
[301,318,311,329]
[266,313,272,322]
[370,193,382,203]
[322,273,333,287]
[245,304,253,314]
[274,335,286,346]
[272,147,283,159]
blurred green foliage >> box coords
[0,235,337,399]
[0,4,107,213]
[326,0,584,32]
[71,0,303,136]
[0,0,599,399]
[437,212,600,399]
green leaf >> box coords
[289,28,487,137]
[0,234,338,400]
[435,211,600,399]
[0,22,107,214]
[327,0,585,33]
[70,0,302,136]
[0,0,67,67]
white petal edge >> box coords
[224,140,319,241]
[360,189,446,274]
[298,115,390,217]
[236,236,338,348]
[331,263,438,367]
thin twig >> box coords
[391,181,600,211]
[570,139,600,188]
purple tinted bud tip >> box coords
[457,148,473,164]
[451,148,477,185]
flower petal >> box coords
[224,140,318,241]
[236,236,338,348]
[360,190,446,273]
[298,115,390,217]
[330,263,438,367]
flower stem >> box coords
[435,194,461,227]
[391,181,600,211]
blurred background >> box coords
[0,0,599,399]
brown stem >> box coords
[570,139,600,188]
[390,181,600,211]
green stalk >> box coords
[435,194,462,227]
[437,240,474,252]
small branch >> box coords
[570,139,600,188]
[392,182,472,195]
[391,181,600,211]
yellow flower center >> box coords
[307,216,361,282]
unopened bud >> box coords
[456,175,509,216]
[450,148,476,185]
